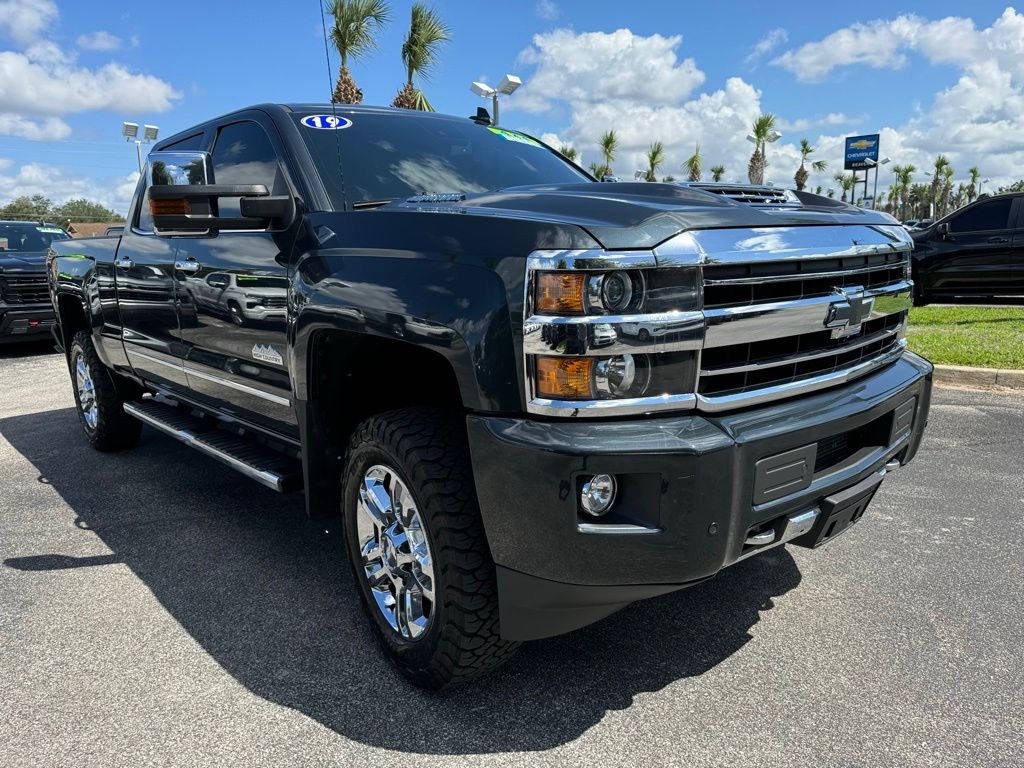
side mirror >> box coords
[146,150,295,235]
[601,175,620,183]
[936,222,950,237]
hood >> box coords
[0,251,48,274]
[390,182,899,250]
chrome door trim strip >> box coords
[127,347,290,407]
[183,365,292,407]
[127,347,186,371]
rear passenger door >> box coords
[935,197,1015,296]
[174,115,297,437]
[1010,197,1024,293]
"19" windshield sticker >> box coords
[300,114,352,130]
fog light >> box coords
[581,474,617,516]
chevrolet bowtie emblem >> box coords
[825,286,874,339]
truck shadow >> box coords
[1,406,802,755]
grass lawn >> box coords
[906,305,1024,369]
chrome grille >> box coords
[1,274,49,305]
[694,225,913,410]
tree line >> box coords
[0,195,124,224]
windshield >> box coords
[294,111,590,208]
[0,223,69,252]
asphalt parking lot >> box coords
[1,344,1021,768]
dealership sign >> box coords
[844,134,880,170]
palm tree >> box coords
[928,154,950,216]
[967,166,981,202]
[814,184,823,195]
[599,130,617,177]
[892,164,915,220]
[794,138,827,191]
[392,2,450,111]
[747,113,776,185]
[644,141,665,181]
[834,172,849,202]
[589,161,609,179]
[559,144,578,163]
[710,164,725,182]
[941,164,955,216]
[328,0,390,104]
[685,144,702,182]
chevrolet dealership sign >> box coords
[844,134,880,170]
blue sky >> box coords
[0,0,1021,212]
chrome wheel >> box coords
[356,465,436,639]
[74,352,98,430]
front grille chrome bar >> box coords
[697,339,908,412]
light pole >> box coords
[469,74,521,127]
[864,156,890,209]
[746,129,781,182]
[979,178,991,197]
[123,122,159,173]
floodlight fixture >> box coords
[122,122,139,140]
[143,124,160,142]
[497,74,521,95]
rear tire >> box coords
[342,407,518,689]
[68,330,142,452]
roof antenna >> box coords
[318,0,347,206]
[470,107,492,126]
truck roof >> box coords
[154,103,467,150]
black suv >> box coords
[911,192,1024,304]
[0,220,69,343]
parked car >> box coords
[0,220,69,344]
[48,104,932,689]
[911,192,1023,304]
[185,271,288,326]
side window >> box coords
[135,132,206,232]
[949,198,1012,233]
[210,121,284,218]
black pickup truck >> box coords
[48,104,932,689]
[1,220,68,343]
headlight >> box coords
[525,251,702,416]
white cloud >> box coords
[0,2,180,140]
[745,28,787,66]
[0,53,181,115]
[513,29,705,113]
[0,160,138,214]
[0,0,57,46]
[535,0,559,21]
[770,8,1024,191]
[77,31,122,51]
[0,114,70,140]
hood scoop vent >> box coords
[687,183,802,208]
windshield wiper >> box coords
[352,199,395,210]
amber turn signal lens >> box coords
[535,356,594,399]
[149,198,191,215]
[535,272,586,314]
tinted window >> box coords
[949,198,1012,232]
[295,112,590,207]
[211,121,284,218]
[136,132,206,232]
[0,223,69,251]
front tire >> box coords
[342,407,518,689]
[68,330,142,451]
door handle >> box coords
[174,259,201,273]
[987,236,1009,243]
[114,256,133,269]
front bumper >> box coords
[0,305,55,343]
[467,351,933,640]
